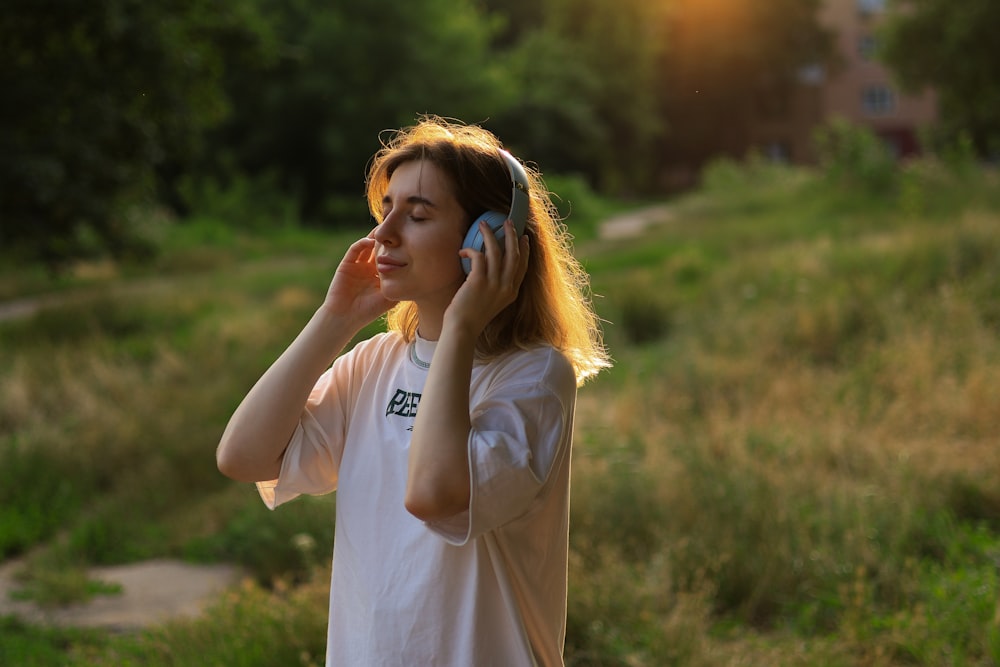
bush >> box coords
[814,118,897,194]
[184,495,336,585]
[178,169,300,232]
[544,173,616,241]
[0,437,88,558]
[701,153,799,195]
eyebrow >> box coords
[382,194,437,209]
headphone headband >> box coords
[459,149,531,275]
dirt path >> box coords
[597,203,675,240]
[0,293,67,323]
[1,275,249,630]
[0,557,243,630]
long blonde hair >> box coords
[366,117,610,384]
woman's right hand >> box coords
[322,235,396,327]
[219,234,395,484]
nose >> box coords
[373,210,400,246]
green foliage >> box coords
[0,0,273,267]
[543,173,623,241]
[571,435,667,564]
[488,32,606,181]
[702,154,804,195]
[185,495,336,585]
[9,565,123,608]
[0,617,109,667]
[814,118,898,194]
[205,0,508,223]
[177,168,300,231]
[1,0,839,265]
[104,578,330,667]
[545,0,667,193]
[880,0,1000,156]
[602,276,676,346]
[700,154,816,221]
[0,438,90,558]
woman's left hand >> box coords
[449,219,530,336]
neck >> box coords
[414,307,444,341]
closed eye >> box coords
[381,194,435,223]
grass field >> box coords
[1,155,999,666]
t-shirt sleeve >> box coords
[256,360,353,510]
[427,349,577,544]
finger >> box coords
[504,219,518,253]
[500,219,521,281]
[478,221,503,277]
[343,237,378,267]
[365,236,380,264]
[459,247,483,277]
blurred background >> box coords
[2,0,999,665]
[2,0,994,268]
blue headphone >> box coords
[460,150,530,275]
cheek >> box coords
[416,215,468,272]
[435,226,467,261]
[439,238,468,281]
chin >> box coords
[377,281,411,302]
[378,287,406,302]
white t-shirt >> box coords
[257,331,577,666]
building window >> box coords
[861,85,896,115]
[858,0,886,15]
[858,34,879,61]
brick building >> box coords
[749,0,937,163]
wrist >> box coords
[313,304,367,341]
[440,315,481,348]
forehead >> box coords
[385,159,455,201]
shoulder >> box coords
[343,330,406,360]
[477,345,577,396]
[328,331,407,378]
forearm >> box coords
[405,321,476,521]
[217,307,362,482]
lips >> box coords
[376,255,406,273]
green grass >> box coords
[567,159,1000,665]
[2,159,1000,665]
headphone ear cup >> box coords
[461,210,509,274]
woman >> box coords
[217,117,610,666]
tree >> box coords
[0,0,271,267]
[485,30,606,184]
[202,0,509,225]
[879,0,1000,156]
[488,0,668,194]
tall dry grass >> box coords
[565,161,1000,665]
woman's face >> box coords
[372,159,470,317]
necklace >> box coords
[409,342,431,369]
